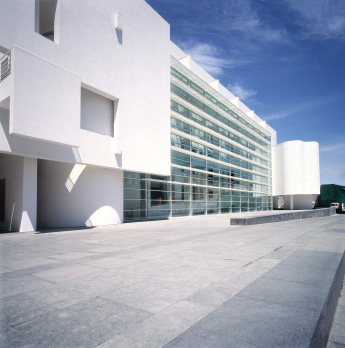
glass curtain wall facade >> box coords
[124,58,273,221]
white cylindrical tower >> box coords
[272,140,320,210]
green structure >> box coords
[320,184,345,207]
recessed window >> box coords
[35,0,57,42]
[80,88,115,137]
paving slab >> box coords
[101,278,200,313]
[0,274,56,299]
[16,297,151,348]
[0,293,55,327]
[0,326,38,348]
[96,334,145,348]
[238,275,329,312]
[165,296,320,348]
[31,263,103,283]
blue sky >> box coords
[146,0,345,185]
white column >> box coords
[19,157,37,232]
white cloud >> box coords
[227,83,257,100]
[320,143,345,153]
[220,0,291,45]
[284,0,345,40]
[179,42,247,75]
[263,95,337,121]
[264,101,315,121]
[168,0,292,58]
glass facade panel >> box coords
[171,201,190,210]
[191,141,206,156]
[171,117,190,133]
[124,188,145,200]
[147,209,170,219]
[207,160,219,173]
[221,189,231,200]
[191,156,206,170]
[171,67,189,85]
[191,127,206,141]
[221,201,231,213]
[123,178,146,190]
[171,133,190,151]
[192,202,206,215]
[191,171,206,185]
[192,186,206,201]
[172,209,190,217]
[190,111,205,126]
[147,181,170,200]
[190,81,204,95]
[124,209,146,221]
[220,177,230,188]
[172,184,190,201]
[171,167,190,183]
[207,174,219,187]
[220,164,230,176]
[171,150,190,167]
[124,199,146,210]
[207,147,219,160]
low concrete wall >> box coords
[230,208,336,226]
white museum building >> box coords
[0,0,320,232]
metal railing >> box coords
[0,49,11,82]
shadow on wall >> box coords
[116,29,122,44]
[37,160,123,228]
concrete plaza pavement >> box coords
[1,213,345,348]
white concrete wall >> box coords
[272,140,320,196]
[0,154,37,232]
[37,160,123,228]
[0,0,171,175]
[10,46,81,147]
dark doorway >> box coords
[0,179,5,221]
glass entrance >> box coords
[124,172,170,222]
